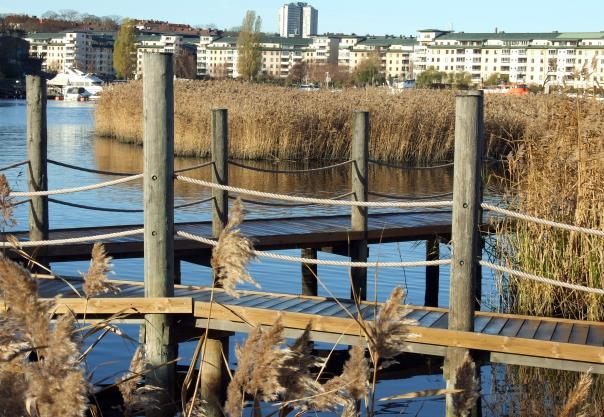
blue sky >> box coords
[3,0,604,36]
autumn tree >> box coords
[236,10,262,81]
[353,54,383,86]
[175,47,197,79]
[288,61,308,84]
[416,66,446,87]
[113,18,137,79]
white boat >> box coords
[48,68,104,100]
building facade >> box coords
[278,3,318,38]
[24,31,114,78]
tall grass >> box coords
[96,80,533,163]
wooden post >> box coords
[301,248,318,296]
[211,108,228,238]
[201,335,229,417]
[350,110,369,300]
[143,53,176,414]
[26,75,48,250]
[204,108,229,417]
[425,237,439,307]
[445,91,484,417]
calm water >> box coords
[0,99,503,416]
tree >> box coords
[483,72,509,87]
[113,19,137,79]
[353,54,383,86]
[175,48,197,79]
[287,61,308,84]
[416,66,445,88]
[446,71,473,89]
[236,10,262,81]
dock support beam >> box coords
[26,75,49,264]
[425,237,440,307]
[143,53,176,415]
[350,111,369,300]
[301,248,318,296]
[445,91,484,417]
[204,108,230,417]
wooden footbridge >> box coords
[2,58,603,416]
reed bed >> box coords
[96,80,532,163]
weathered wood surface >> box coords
[32,277,604,371]
[2,210,491,262]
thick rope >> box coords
[369,190,453,201]
[229,191,355,208]
[228,159,353,174]
[480,261,604,295]
[0,160,29,172]
[0,228,144,248]
[47,196,213,213]
[175,230,451,268]
[368,159,454,170]
[481,203,604,238]
[176,176,453,209]
[47,159,137,176]
[9,174,144,197]
[175,161,213,173]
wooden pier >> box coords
[2,55,603,417]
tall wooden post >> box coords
[211,108,228,238]
[143,53,176,414]
[301,248,318,296]
[205,108,230,417]
[425,237,440,307]
[350,111,369,300]
[26,75,48,250]
[445,91,484,417]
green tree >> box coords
[483,72,509,86]
[113,18,137,79]
[446,71,473,89]
[353,54,383,86]
[236,11,262,81]
[416,66,445,87]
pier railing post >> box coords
[425,237,440,307]
[205,108,230,417]
[351,110,369,300]
[445,90,484,417]
[143,52,176,414]
[211,108,228,239]
[26,75,49,254]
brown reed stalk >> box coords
[0,174,16,228]
[118,346,162,416]
[556,372,592,417]
[82,243,118,298]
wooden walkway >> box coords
[2,210,473,262]
[30,277,604,375]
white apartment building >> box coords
[414,30,604,87]
[197,34,338,79]
[278,2,318,38]
[346,36,415,79]
[25,31,114,77]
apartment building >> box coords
[415,29,604,87]
[278,3,318,38]
[347,36,415,79]
[25,31,114,77]
[197,34,339,79]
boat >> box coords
[48,68,104,101]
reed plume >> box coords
[118,346,162,416]
[82,243,118,298]
[556,372,592,417]
[225,317,290,417]
[0,174,16,228]
[0,256,88,416]
[211,198,258,297]
[451,352,480,417]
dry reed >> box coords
[82,243,118,298]
[0,174,16,228]
[119,346,162,416]
[556,372,592,417]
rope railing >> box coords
[8,174,144,197]
[47,159,137,176]
[229,191,355,208]
[175,176,453,209]
[479,261,604,295]
[0,228,144,248]
[175,161,214,173]
[228,159,353,174]
[481,203,604,238]
[175,230,451,268]
[368,159,455,170]
[48,197,214,213]
[0,160,29,172]
[369,190,454,201]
